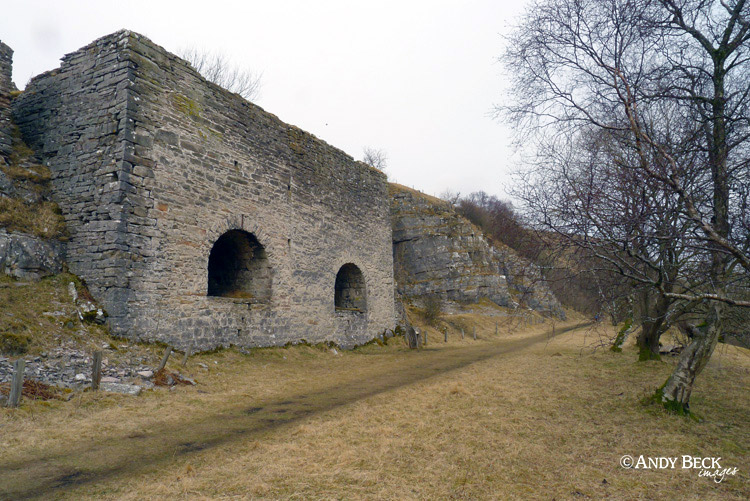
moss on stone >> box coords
[171,93,202,120]
[286,127,308,156]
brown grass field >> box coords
[0,307,748,500]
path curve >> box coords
[0,322,589,499]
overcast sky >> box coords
[0,0,529,200]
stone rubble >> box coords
[0,344,159,393]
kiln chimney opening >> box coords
[207,230,271,300]
[334,263,366,312]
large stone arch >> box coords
[207,229,271,300]
[334,262,367,312]
[205,216,274,301]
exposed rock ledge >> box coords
[0,230,65,279]
[390,183,564,318]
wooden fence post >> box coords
[157,347,172,372]
[7,359,25,408]
[181,345,192,367]
[444,328,448,343]
[91,351,103,391]
[461,328,465,340]
[495,321,498,335]
[473,326,477,341]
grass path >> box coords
[2,319,748,500]
[0,322,586,499]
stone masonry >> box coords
[12,31,395,350]
[0,41,13,164]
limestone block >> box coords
[0,230,65,279]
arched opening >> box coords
[334,263,366,312]
[207,230,271,300]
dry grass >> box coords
[0,128,67,239]
[0,274,156,363]
[0,309,747,500]
[1,162,51,183]
[0,197,67,239]
[389,182,449,206]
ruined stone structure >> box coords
[1,30,566,351]
[0,41,13,163]
[11,31,395,350]
[390,184,564,317]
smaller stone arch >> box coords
[207,229,271,300]
[334,263,366,312]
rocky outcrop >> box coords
[390,184,564,317]
[0,41,13,164]
[0,230,65,279]
[0,42,70,281]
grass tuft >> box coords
[0,127,67,240]
[0,198,67,239]
[638,346,662,361]
[0,329,31,355]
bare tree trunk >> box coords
[657,303,723,414]
[611,316,633,352]
[636,292,669,360]
[636,323,662,360]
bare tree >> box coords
[179,47,262,102]
[439,189,461,204]
[504,0,750,414]
[362,147,388,176]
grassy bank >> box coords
[0,306,747,499]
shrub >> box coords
[423,295,443,326]
[0,329,31,355]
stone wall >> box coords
[0,41,13,163]
[390,183,564,317]
[13,31,395,349]
[13,33,136,331]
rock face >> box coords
[12,31,395,350]
[0,42,66,280]
[0,41,12,163]
[0,230,65,279]
[390,184,564,317]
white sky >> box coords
[0,0,528,200]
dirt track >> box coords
[0,323,588,500]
